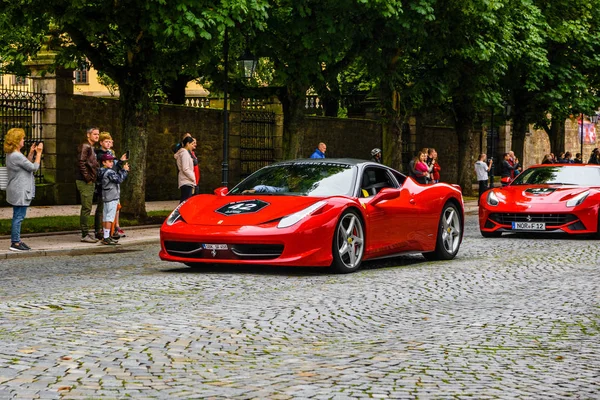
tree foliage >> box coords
[0,0,268,217]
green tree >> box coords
[408,0,545,194]
[0,0,268,218]
[250,0,404,159]
[505,0,600,161]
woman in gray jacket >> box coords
[4,128,43,252]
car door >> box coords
[358,167,421,257]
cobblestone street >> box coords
[0,213,599,399]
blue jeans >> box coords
[11,206,28,243]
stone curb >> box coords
[0,224,162,240]
[0,237,160,260]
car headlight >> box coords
[566,190,590,207]
[277,201,327,229]
[487,191,499,206]
[166,202,186,226]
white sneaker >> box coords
[81,234,99,243]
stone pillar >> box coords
[264,95,284,161]
[25,39,76,204]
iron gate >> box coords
[240,110,276,177]
[0,75,45,182]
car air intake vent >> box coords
[567,221,586,231]
[231,244,284,259]
[164,241,202,254]
[489,213,577,225]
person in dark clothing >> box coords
[588,148,600,164]
[541,154,554,164]
[370,148,382,163]
[574,153,583,164]
[76,127,100,243]
[500,153,515,186]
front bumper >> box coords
[159,219,336,267]
[479,204,599,235]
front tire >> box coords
[423,202,462,261]
[331,210,365,273]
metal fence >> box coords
[240,110,276,178]
[0,74,45,182]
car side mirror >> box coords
[369,187,400,206]
[214,187,229,196]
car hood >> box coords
[494,185,592,206]
[178,194,325,226]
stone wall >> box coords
[3,97,383,206]
[70,96,225,201]
[301,116,383,160]
[522,118,597,167]
[416,125,478,184]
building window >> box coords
[74,69,88,84]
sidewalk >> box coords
[0,199,478,260]
[0,200,179,260]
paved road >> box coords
[0,214,599,399]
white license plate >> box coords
[512,222,545,230]
[203,244,228,250]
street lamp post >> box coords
[221,33,258,188]
[222,28,230,187]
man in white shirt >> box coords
[474,153,493,205]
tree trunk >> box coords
[280,85,308,159]
[547,114,566,155]
[118,79,151,220]
[511,111,528,165]
[453,98,475,196]
[320,80,340,117]
[382,117,403,172]
[164,74,190,105]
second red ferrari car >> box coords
[479,164,600,237]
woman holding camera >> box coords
[4,128,43,252]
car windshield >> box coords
[229,162,356,197]
[511,166,600,186]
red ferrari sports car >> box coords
[479,164,600,237]
[160,159,464,273]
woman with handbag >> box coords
[4,128,43,252]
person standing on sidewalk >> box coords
[4,128,43,252]
[97,153,129,245]
[474,153,492,205]
[309,142,327,158]
[76,127,100,243]
[174,136,197,203]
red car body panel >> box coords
[159,160,464,268]
[479,164,600,235]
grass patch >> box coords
[0,210,170,236]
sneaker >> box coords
[111,232,121,240]
[20,242,31,250]
[101,237,119,246]
[9,242,30,252]
[117,228,125,235]
[81,234,99,243]
[95,232,104,240]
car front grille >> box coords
[164,241,284,260]
[489,213,578,225]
